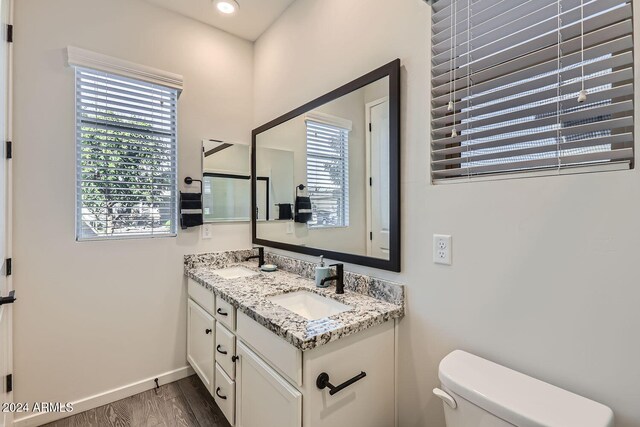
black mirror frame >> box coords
[251,59,401,272]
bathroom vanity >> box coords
[184,250,404,427]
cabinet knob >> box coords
[232,355,239,362]
[205,329,212,334]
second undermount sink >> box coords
[268,290,351,320]
[212,266,260,280]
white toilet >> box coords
[434,350,614,427]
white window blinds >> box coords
[306,120,350,228]
[75,67,178,240]
[430,0,634,181]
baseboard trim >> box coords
[14,365,194,427]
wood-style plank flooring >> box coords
[42,375,231,427]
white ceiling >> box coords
[144,0,296,41]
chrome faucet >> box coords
[320,263,344,294]
[245,247,264,267]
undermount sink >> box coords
[268,290,351,320]
[212,266,260,279]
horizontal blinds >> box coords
[76,67,178,239]
[431,0,634,181]
[306,120,350,228]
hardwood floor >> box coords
[42,375,231,427]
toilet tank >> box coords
[435,350,614,427]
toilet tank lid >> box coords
[439,350,614,427]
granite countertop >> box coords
[185,257,404,351]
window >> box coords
[203,173,251,222]
[75,67,178,239]
[430,0,634,181]
[306,117,350,228]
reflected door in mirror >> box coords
[367,99,390,258]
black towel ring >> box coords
[296,184,306,196]
[184,176,202,193]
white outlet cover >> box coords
[202,224,212,239]
[433,234,452,265]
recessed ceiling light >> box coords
[215,0,239,15]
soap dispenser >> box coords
[315,255,331,287]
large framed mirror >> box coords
[252,59,400,271]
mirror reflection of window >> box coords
[203,173,251,222]
[305,114,351,228]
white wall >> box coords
[204,143,251,175]
[254,1,640,426]
[12,0,253,421]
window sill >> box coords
[432,161,631,185]
[76,233,177,242]
[307,225,349,230]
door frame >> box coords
[365,96,389,257]
[1,0,14,424]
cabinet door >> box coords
[236,342,302,427]
[187,299,215,393]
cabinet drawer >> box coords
[236,311,302,386]
[216,322,236,379]
[216,296,236,331]
[215,363,236,426]
[188,278,215,316]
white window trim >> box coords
[305,111,353,131]
[66,46,184,93]
[73,67,179,241]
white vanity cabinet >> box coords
[234,312,396,427]
[186,277,398,427]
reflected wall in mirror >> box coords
[252,60,400,271]
[255,147,295,221]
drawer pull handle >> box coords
[217,308,228,316]
[216,345,227,355]
[205,329,212,334]
[316,371,367,396]
[232,355,239,362]
[215,387,227,400]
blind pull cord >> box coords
[578,0,588,103]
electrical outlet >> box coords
[286,222,294,234]
[433,234,452,265]
[202,224,212,239]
